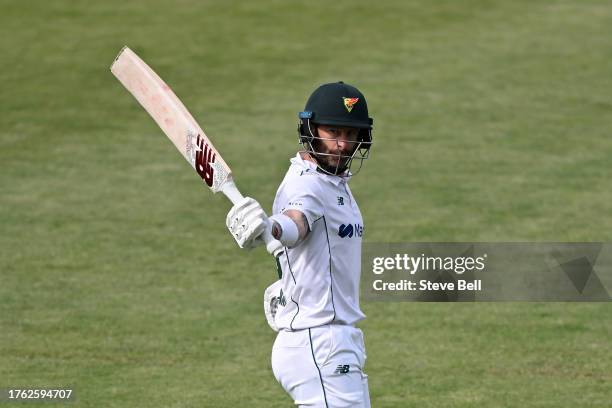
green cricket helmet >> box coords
[297,81,373,176]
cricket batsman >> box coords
[226,81,373,407]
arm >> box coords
[270,210,310,248]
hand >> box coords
[226,197,268,249]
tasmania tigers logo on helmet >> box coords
[343,97,359,112]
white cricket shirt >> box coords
[273,152,366,330]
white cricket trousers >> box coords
[271,324,370,408]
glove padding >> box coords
[264,280,283,332]
[226,197,269,249]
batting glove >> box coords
[226,197,268,250]
[264,280,283,332]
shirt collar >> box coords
[290,152,351,186]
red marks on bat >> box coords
[195,134,215,187]
[137,80,149,96]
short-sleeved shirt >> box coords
[273,152,366,330]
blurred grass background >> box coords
[1,0,611,406]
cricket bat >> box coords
[110,46,281,256]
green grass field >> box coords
[1,0,611,406]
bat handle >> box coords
[221,179,284,258]
[221,178,245,204]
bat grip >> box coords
[221,180,284,258]
[221,179,245,205]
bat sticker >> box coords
[194,134,216,187]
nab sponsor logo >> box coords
[338,223,363,238]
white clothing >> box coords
[271,324,370,407]
[270,153,370,407]
[272,153,366,330]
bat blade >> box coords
[110,46,231,193]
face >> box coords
[314,125,360,172]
